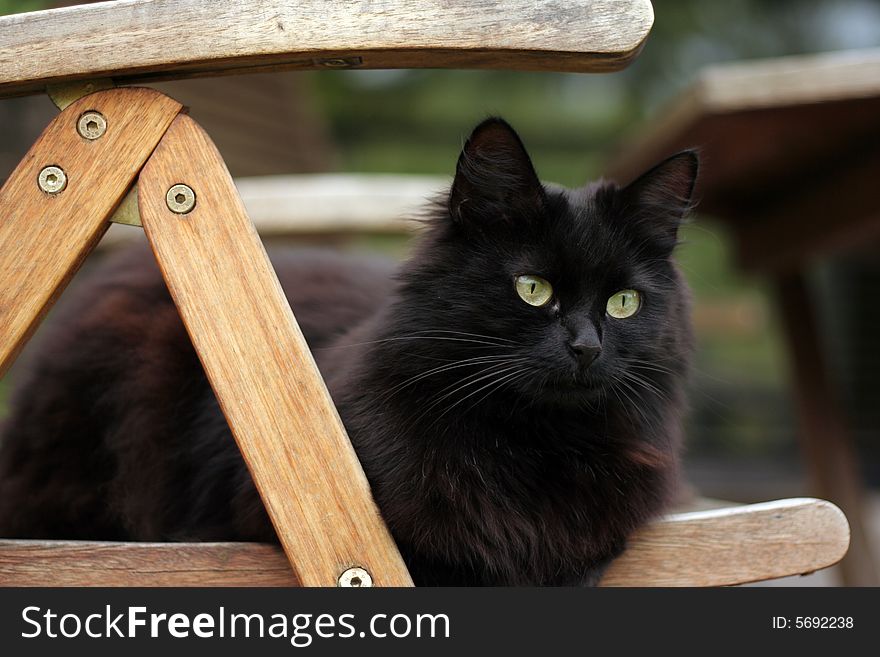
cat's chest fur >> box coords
[336,377,669,586]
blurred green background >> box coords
[1,0,879,500]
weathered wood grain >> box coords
[0,541,296,587]
[0,499,848,586]
[0,0,654,98]
[600,498,850,587]
[0,87,181,377]
[139,114,413,587]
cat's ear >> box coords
[449,118,545,226]
[620,150,699,251]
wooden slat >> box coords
[99,173,446,250]
[233,173,445,235]
[604,50,880,274]
[139,114,413,587]
[600,498,850,587]
[0,87,182,377]
[0,541,296,587]
[606,48,880,190]
[0,0,654,99]
[0,499,849,586]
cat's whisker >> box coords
[429,367,532,429]
[459,368,536,418]
[377,354,519,404]
[619,355,679,373]
[405,329,516,344]
[314,335,510,350]
[613,376,656,426]
[623,361,677,376]
[620,370,670,401]
[404,361,527,431]
[606,374,652,426]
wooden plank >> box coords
[603,50,880,267]
[138,114,413,587]
[0,0,654,99]
[0,499,849,586]
[0,541,296,587]
[606,48,880,191]
[233,174,445,235]
[99,173,445,250]
[600,498,850,587]
[0,87,182,377]
[774,274,878,586]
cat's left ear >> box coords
[449,118,545,227]
[620,150,699,252]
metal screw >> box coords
[166,183,196,214]
[316,56,362,68]
[38,166,67,194]
[77,111,107,140]
[337,566,373,587]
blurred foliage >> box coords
[0,0,43,13]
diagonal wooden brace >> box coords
[0,88,411,586]
[0,87,183,376]
[138,114,412,587]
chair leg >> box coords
[776,271,879,585]
[0,88,182,376]
[138,114,413,587]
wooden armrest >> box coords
[601,498,850,586]
[0,0,654,99]
[0,498,848,586]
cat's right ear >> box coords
[449,118,545,227]
[619,149,699,252]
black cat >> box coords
[0,118,697,585]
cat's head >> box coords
[393,118,697,411]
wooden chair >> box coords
[0,0,850,586]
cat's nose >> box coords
[569,339,601,367]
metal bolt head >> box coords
[317,57,362,68]
[38,166,67,194]
[77,111,107,140]
[338,566,373,587]
[166,183,196,214]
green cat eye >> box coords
[606,289,641,319]
[515,274,553,307]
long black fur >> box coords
[0,118,698,585]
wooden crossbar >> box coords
[0,0,654,99]
[0,87,182,377]
[138,114,412,587]
[0,499,850,586]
